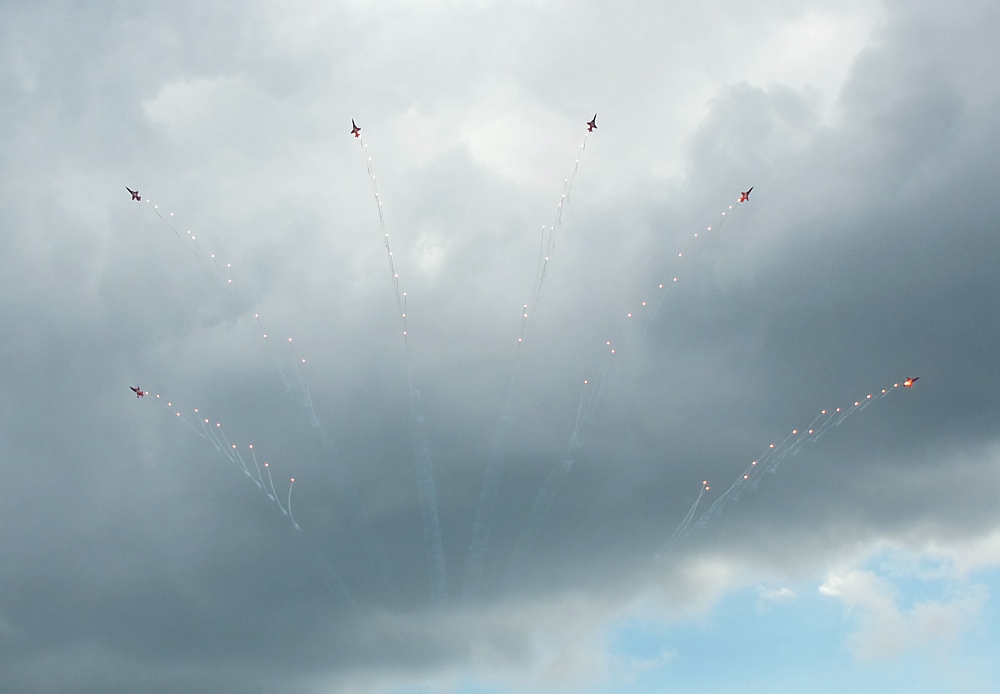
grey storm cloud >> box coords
[1,0,999,691]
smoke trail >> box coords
[162,397,359,612]
[807,409,840,442]
[156,395,207,439]
[249,447,271,498]
[157,394,298,524]
[318,431,399,603]
[464,123,594,600]
[504,372,608,588]
[462,305,527,600]
[263,462,287,516]
[288,531,363,623]
[462,390,517,600]
[530,132,589,312]
[505,456,574,588]
[685,383,903,536]
[357,129,448,603]
[697,434,796,524]
[218,426,255,481]
[287,478,300,530]
[412,411,448,603]
[642,201,740,335]
[160,393,360,614]
[659,481,709,555]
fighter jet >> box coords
[586,114,597,132]
[351,119,361,138]
[903,377,919,388]
[126,187,141,201]
[130,386,145,398]
[738,187,753,203]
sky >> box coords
[1,0,999,692]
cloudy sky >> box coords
[2,0,999,691]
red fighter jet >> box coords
[903,377,919,388]
[738,187,753,203]
[126,187,141,201]
[351,119,361,138]
[586,114,597,132]
[130,386,145,398]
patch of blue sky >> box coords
[390,561,999,694]
[604,586,848,694]
[601,567,999,694]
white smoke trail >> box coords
[357,130,448,603]
[530,131,589,312]
[659,481,709,555]
[504,372,607,588]
[683,383,903,538]
[465,120,595,599]
[463,304,528,600]
[287,478,300,530]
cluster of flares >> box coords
[155,393,298,530]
